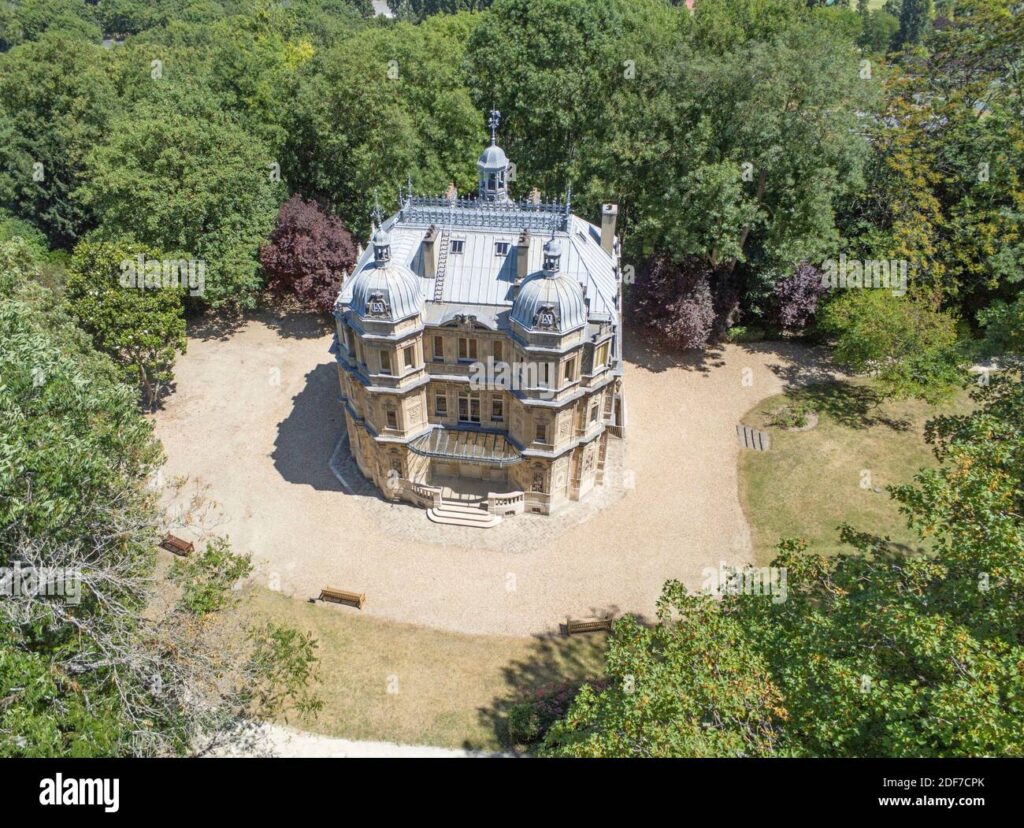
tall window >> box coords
[595,342,609,369]
[433,336,444,361]
[534,421,547,444]
[403,345,414,368]
[435,392,448,417]
[493,340,503,362]
[491,398,504,423]
[379,350,392,375]
[385,407,398,429]
[564,357,576,382]
[458,337,477,361]
[589,401,599,423]
[458,392,481,423]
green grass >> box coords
[242,587,606,750]
[739,380,973,564]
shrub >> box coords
[631,254,716,350]
[774,262,827,331]
[260,195,357,314]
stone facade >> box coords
[333,124,625,516]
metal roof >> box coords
[339,197,620,322]
[408,427,523,467]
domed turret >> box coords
[478,109,510,201]
[542,237,562,275]
[510,238,587,334]
[371,225,392,265]
[347,226,422,323]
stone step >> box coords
[427,506,502,528]
[437,501,490,515]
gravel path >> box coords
[216,724,512,758]
[153,313,835,636]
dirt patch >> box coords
[152,313,835,636]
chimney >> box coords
[516,228,530,283]
[423,224,438,279]
[600,204,618,255]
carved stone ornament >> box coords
[533,304,559,331]
[366,291,392,319]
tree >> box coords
[0,33,118,247]
[630,255,716,350]
[78,103,283,309]
[284,13,480,234]
[466,0,680,201]
[774,263,828,331]
[0,241,320,756]
[820,290,963,401]
[542,371,1024,757]
[541,581,789,758]
[65,238,187,410]
[896,0,931,46]
[588,1,875,338]
[0,0,101,52]
[859,9,899,53]
[261,195,357,314]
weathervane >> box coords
[487,108,501,145]
[370,192,383,228]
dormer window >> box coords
[450,239,464,254]
[495,241,510,256]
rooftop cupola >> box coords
[477,109,510,202]
[371,225,391,266]
[542,237,562,275]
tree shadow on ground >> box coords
[472,607,654,753]
[735,339,841,388]
[259,308,334,340]
[272,362,347,491]
[187,311,247,342]
[760,381,912,432]
[624,326,727,375]
[732,341,915,431]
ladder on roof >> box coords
[432,226,452,302]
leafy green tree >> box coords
[284,13,480,232]
[0,0,101,51]
[543,371,1024,757]
[896,0,931,46]
[78,103,282,309]
[859,9,899,52]
[0,240,320,756]
[466,0,680,200]
[849,0,1024,322]
[0,33,119,247]
[541,581,790,757]
[819,289,963,401]
[65,238,187,410]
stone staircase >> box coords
[427,500,502,528]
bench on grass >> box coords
[566,615,613,636]
[318,587,366,609]
[159,533,194,557]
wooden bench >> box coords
[159,533,194,557]
[566,615,613,636]
[318,587,366,609]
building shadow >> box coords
[272,361,347,491]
